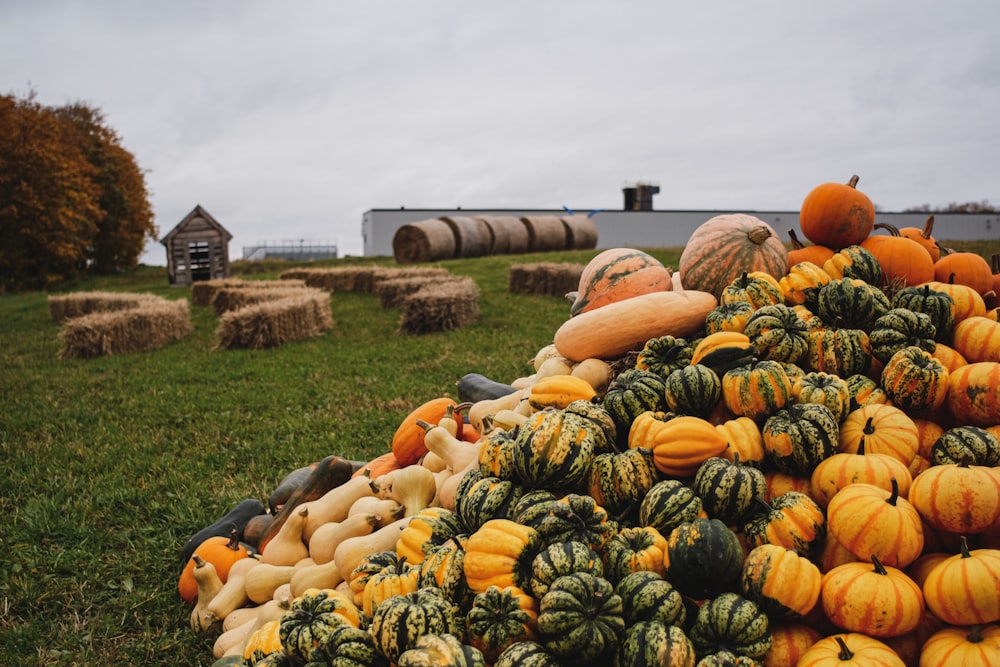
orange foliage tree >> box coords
[0,91,156,291]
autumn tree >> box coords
[0,91,156,292]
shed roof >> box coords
[160,205,233,245]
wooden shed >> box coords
[160,205,233,286]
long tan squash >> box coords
[553,289,718,361]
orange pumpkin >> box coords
[898,214,941,262]
[177,530,250,603]
[787,228,835,267]
[922,535,1000,625]
[945,361,1000,426]
[924,278,987,322]
[838,403,919,466]
[764,622,823,667]
[934,251,994,296]
[861,223,935,288]
[391,397,458,466]
[951,316,1000,363]
[629,413,728,478]
[569,247,674,316]
[820,555,924,637]
[797,633,906,667]
[931,342,967,373]
[809,442,913,510]
[799,175,876,250]
[825,480,924,568]
[907,463,1000,534]
[920,622,1000,666]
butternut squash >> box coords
[308,513,381,564]
[225,596,291,659]
[259,506,309,566]
[491,409,529,431]
[381,464,437,516]
[347,496,405,525]
[534,355,574,379]
[244,562,297,605]
[420,450,448,472]
[416,419,481,472]
[437,458,478,510]
[467,388,529,434]
[553,289,718,361]
[334,516,412,581]
[213,617,256,659]
[188,555,225,634]
[204,555,261,624]
[289,557,345,597]
[300,475,376,541]
[221,605,261,633]
[532,343,566,371]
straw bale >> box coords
[212,286,324,316]
[48,291,163,322]
[278,266,381,292]
[508,262,584,297]
[478,215,531,255]
[521,215,570,252]
[375,276,445,309]
[370,267,451,290]
[191,279,250,307]
[58,298,192,359]
[398,276,480,335]
[561,214,599,249]
[214,291,334,350]
[440,216,490,258]
[392,218,457,264]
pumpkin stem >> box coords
[863,416,876,435]
[870,553,888,575]
[226,529,241,551]
[887,478,899,506]
[748,226,774,246]
[922,215,935,239]
[873,222,901,236]
[857,438,867,455]
[959,535,972,559]
[968,624,985,644]
[753,496,774,514]
[788,228,806,250]
[834,636,855,660]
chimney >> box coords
[623,182,660,211]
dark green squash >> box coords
[664,364,722,418]
[602,369,669,444]
[816,277,891,331]
[369,587,463,664]
[824,243,883,286]
[743,304,810,365]
[310,623,387,667]
[665,518,744,600]
[638,479,705,536]
[891,283,956,343]
[456,474,527,533]
[492,641,563,667]
[587,447,660,519]
[514,493,616,553]
[279,588,362,664]
[687,592,772,660]
[636,335,694,378]
[466,586,538,664]
[529,540,604,599]
[418,536,472,612]
[931,425,1000,466]
[692,455,767,525]
[615,620,697,667]
[869,307,937,364]
[511,408,598,491]
[614,570,687,628]
[806,324,872,377]
[536,572,625,662]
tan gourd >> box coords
[188,555,225,634]
[259,506,310,566]
[204,555,261,624]
[308,513,381,564]
[420,450,448,472]
[467,388,529,433]
[382,464,438,516]
[213,617,256,659]
[509,374,536,390]
[430,468,453,508]
[289,557,346,597]
[272,583,292,604]
[347,496,405,525]
[221,604,262,633]
[571,357,614,396]
[244,561,298,605]
[224,596,292,659]
[534,355,574,379]
[335,579,353,598]
[300,475,376,541]
[334,516,412,581]
[437,457,478,511]
[532,343,565,371]
[417,419,481,472]
[491,409,529,431]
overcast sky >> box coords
[4,2,999,265]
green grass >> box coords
[2,239,997,665]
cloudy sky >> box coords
[4,2,999,265]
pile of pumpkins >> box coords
[181,175,1000,667]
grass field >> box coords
[1,239,996,665]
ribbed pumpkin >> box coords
[799,175,875,250]
[869,308,938,365]
[934,251,994,295]
[740,543,822,619]
[536,572,625,662]
[678,214,789,299]
[787,228,835,266]
[511,408,597,491]
[529,540,604,599]
[762,403,840,476]
[348,549,399,608]
[716,416,767,467]
[945,361,1000,425]
[862,222,937,287]
[907,463,1000,534]
[635,335,693,378]
[838,403,919,466]
[617,620,696,667]
[925,278,988,322]
[780,260,832,309]
[952,315,1000,363]
[465,585,538,663]
[792,371,852,422]
[806,325,873,377]
[663,364,721,418]
[880,345,949,413]
[690,331,756,375]
[638,478,706,536]
[823,243,884,285]
[492,641,561,667]
[722,360,793,422]
[844,373,888,408]
[797,633,906,667]
[514,493,615,553]
[666,518,745,599]
[419,536,472,610]
[898,214,941,262]
[396,507,464,566]
[930,425,1000,467]
[602,526,668,583]
[826,479,924,568]
[614,570,687,628]
[932,341,968,372]
[809,441,913,510]
[742,491,826,557]
[455,472,525,532]
[362,558,422,617]
[920,623,1000,667]
[704,300,757,335]
[921,535,1000,625]
[569,248,674,317]
[820,555,924,638]
[463,519,543,594]
[721,270,785,309]
[743,304,810,364]
[692,454,767,524]
[629,413,728,478]
[369,586,463,664]
[816,277,891,331]
[891,283,955,343]
[688,592,773,659]
[765,622,823,667]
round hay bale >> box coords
[392,219,456,264]
[480,215,530,255]
[561,214,599,249]
[440,216,489,258]
[521,215,569,252]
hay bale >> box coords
[375,276,445,309]
[562,214,599,249]
[440,215,490,258]
[212,286,323,316]
[48,291,163,321]
[191,279,249,307]
[478,215,531,255]
[58,298,192,359]
[508,262,584,297]
[399,276,480,335]
[370,267,451,290]
[214,291,334,350]
[278,267,380,292]
[521,215,570,252]
[392,218,457,264]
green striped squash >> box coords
[278,588,361,664]
[891,283,956,343]
[793,371,852,423]
[418,536,472,611]
[529,540,604,599]
[514,493,616,553]
[823,243,883,286]
[665,518,744,600]
[743,304,810,364]
[880,346,949,412]
[616,620,696,667]
[721,360,793,422]
[563,399,618,455]
[536,572,625,662]
[762,403,840,476]
[305,624,382,667]
[397,633,486,667]
[721,271,785,309]
[806,325,872,377]
[692,455,767,525]
[816,277,891,331]
[664,364,722,418]
[635,335,694,378]
[370,587,462,664]
[638,479,705,536]
[511,409,597,491]
[587,448,660,518]
[688,592,772,660]
[602,526,668,584]
[465,586,538,664]
[931,425,1000,466]
[492,641,562,667]
[456,474,527,533]
[869,307,937,364]
[844,373,888,409]
[602,369,668,443]
[704,300,757,335]
[614,570,686,628]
